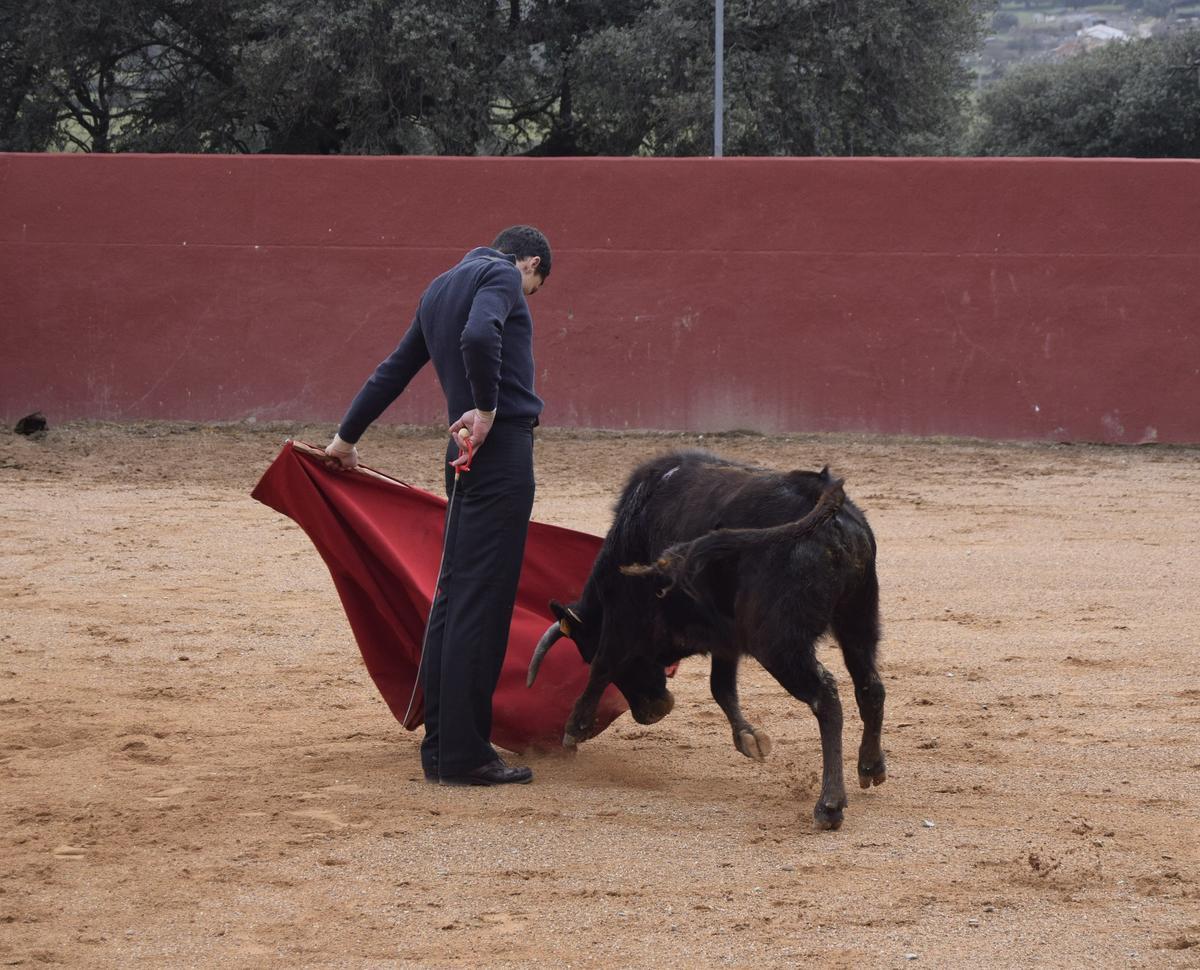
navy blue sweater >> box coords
[337,247,544,443]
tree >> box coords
[0,0,246,153]
[3,0,992,156]
[486,0,653,155]
[970,28,1200,157]
[0,0,56,150]
[116,0,246,153]
[494,0,991,156]
[230,0,501,154]
[1,0,141,152]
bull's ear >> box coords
[819,465,832,483]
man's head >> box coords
[492,225,551,296]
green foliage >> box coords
[971,27,1200,156]
[0,1,54,151]
[231,1,498,154]
[1,0,991,156]
[495,0,992,156]
[0,0,246,152]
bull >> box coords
[527,450,886,830]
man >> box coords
[324,225,551,787]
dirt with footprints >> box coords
[1,422,1198,968]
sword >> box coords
[400,427,473,725]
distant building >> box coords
[1052,22,1130,59]
[1079,24,1129,45]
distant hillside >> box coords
[966,1,1200,89]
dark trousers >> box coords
[419,419,535,777]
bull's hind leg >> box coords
[833,575,887,789]
[710,656,772,761]
[761,650,847,830]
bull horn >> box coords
[527,621,564,687]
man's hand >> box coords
[448,408,495,469]
[324,433,359,470]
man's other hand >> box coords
[324,433,359,470]
[448,409,495,469]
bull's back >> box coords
[625,450,867,550]
[609,451,878,613]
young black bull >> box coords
[526,450,886,830]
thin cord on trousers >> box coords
[400,430,473,727]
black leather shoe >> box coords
[440,759,533,787]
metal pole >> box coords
[714,0,724,157]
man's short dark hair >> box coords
[492,225,552,280]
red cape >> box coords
[251,441,627,751]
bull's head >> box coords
[527,599,674,728]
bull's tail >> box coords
[620,476,846,599]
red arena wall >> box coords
[1,153,1197,443]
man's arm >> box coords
[460,263,521,414]
[325,317,430,468]
[449,264,521,466]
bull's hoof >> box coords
[813,800,846,831]
[631,689,675,725]
[734,726,772,762]
[562,731,581,749]
[857,758,887,789]
[563,715,602,746]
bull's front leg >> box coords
[562,658,613,749]
[710,656,772,762]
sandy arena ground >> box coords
[0,422,1198,968]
